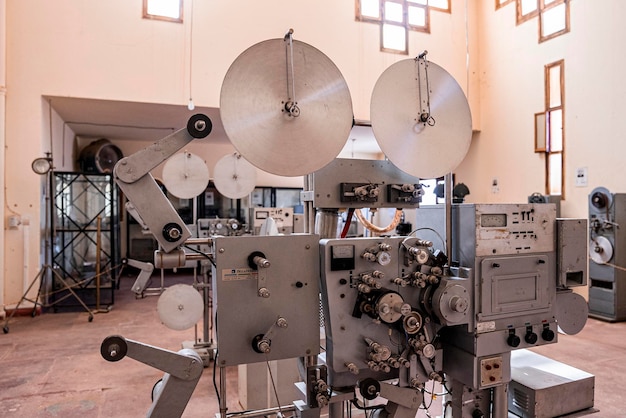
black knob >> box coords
[525,332,538,344]
[472,409,485,418]
[101,335,128,362]
[162,223,183,242]
[507,333,521,348]
[186,114,212,138]
[542,328,555,341]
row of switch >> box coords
[506,324,555,348]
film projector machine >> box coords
[100,30,590,418]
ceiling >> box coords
[45,96,382,155]
[46,96,228,142]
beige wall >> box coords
[2,0,479,306]
[6,1,622,307]
[456,1,625,223]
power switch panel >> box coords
[480,356,504,387]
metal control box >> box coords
[250,207,294,235]
[509,350,594,418]
[416,204,561,359]
[320,236,472,387]
[311,158,423,209]
[211,234,320,366]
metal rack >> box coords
[50,172,119,310]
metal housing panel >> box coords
[509,350,594,418]
[312,158,423,209]
[211,234,320,366]
[556,218,588,287]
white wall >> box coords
[456,1,626,222]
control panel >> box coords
[311,158,423,209]
[211,234,320,366]
[320,236,472,388]
[250,207,294,235]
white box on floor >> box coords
[509,350,594,418]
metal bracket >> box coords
[101,336,204,418]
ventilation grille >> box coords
[512,387,531,413]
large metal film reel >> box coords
[370,58,472,179]
[220,36,354,177]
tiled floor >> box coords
[0,270,239,418]
[1,270,624,417]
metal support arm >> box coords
[101,335,204,418]
[114,114,212,253]
[124,258,156,296]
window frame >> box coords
[538,0,570,43]
[544,59,565,198]
[355,0,449,55]
[143,0,183,23]
[516,0,539,25]
[496,0,515,10]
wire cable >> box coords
[184,244,216,267]
[265,353,284,417]
[341,208,355,238]
[355,208,402,234]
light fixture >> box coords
[186,0,195,111]
[31,154,53,175]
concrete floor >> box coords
[0,270,624,417]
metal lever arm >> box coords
[101,335,204,418]
[379,382,423,418]
[124,258,156,296]
[114,114,212,253]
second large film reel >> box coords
[220,33,472,179]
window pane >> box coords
[384,1,404,23]
[408,0,428,5]
[520,0,538,16]
[382,23,407,51]
[541,3,566,38]
[360,0,380,19]
[543,0,558,6]
[408,5,427,27]
[549,64,562,108]
[548,109,563,152]
[146,0,181,19]
[428,0,450,10]
[548,153,562,195]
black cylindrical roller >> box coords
[101,335,128,362]
[187,114,212,138]
[358,378,381,400]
